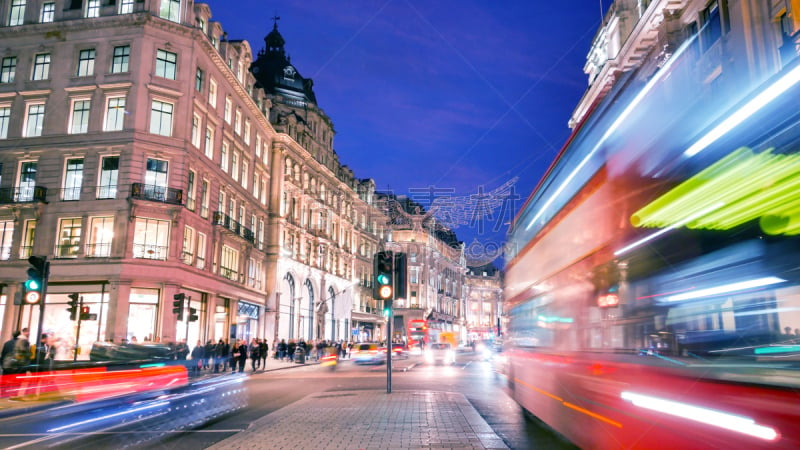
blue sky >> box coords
[203,0,611,265]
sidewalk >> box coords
[208,389,509,450]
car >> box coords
[425,343,456,365]
[350,343,386,365]
[389,343,409,359]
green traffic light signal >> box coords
[24,279,40,291]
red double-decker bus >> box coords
[407,319,428,354]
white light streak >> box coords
[621,391,779,441]
[664,276,786,302]
[614,202,724,256]
[684,64,800,157]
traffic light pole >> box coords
[184,296,191,343]
[73,296,84,362]
[386,255,394,394]
[35,260,50,352]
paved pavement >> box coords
[208,355,509,449]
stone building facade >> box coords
[0,0,387,357]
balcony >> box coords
[132,243,168,260]
[131,183,183,205]
[212,211,256,245]
[0,186,47,204]
[86,243,112,258]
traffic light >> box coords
[67,293,80,320]
[188,307,198,322]
[25,255,48,304]
[373,251,393,300]
[394,252,407,299]
[173,293,186,321]
[80,306,90,321]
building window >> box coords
[220,141,229,172]
[0,221,14,261]
[56,218,82,258]
[144,158,168,194]
[159,0,181,23]
[9,0,26,26]
[69,99,91,134]
[191,113,201,148]
[20,219,35,259]
[231,151,239,181]
[258,218,265,250]
[104,96,126,131]
[701,1,724,52]
[241,160,248,189]
[195,67,203,92]
[39,2,55,22]
[24,103,45,137]
[260,179,267,205]
[87,216,113,257]
[76,49,95,77]
[244,120,251,145]
[155,49,177,80]
[198,179,210,219]
[63,158,83,201]
[196,232,206,269]
[255,134,262,158]
[86,0,100,18]
[0,106,10,139]
[97,155,119,199]
[208,78,217,108]
[204,126,214,159]
[0,57,15,83]
[224,96,232,123]
[149,100,173,136]
[182,225,194,264]
[32,53,50,80]
[111,45,130,73]
[234,110,242,135]
[132,217,170,260]
[410,267,419,284]
[119,0,134,14]
[220,245,239,281]
[186,169,196,211]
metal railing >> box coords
[85,243,112,258]
[132,243,168,260]
[131,183,183,205]
[0,186,47,204]
[212,211,255,244]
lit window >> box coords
[231,151,239,181]
[244,120,251,145]
[204,126,214,159]
[32,53,50,81]
[56,218,82,258]
[196,232,207,269]
[186,170,196,211]
[182,225,194,264]
[40,2,54,23]
[76,49,95,77]
[220,141,229,172]
[220,245,239,281]
[0,220,13,261]
[241,160,249,189]
[149,100,173,136]
[17,161,37,201]
[63,158,83,201]
[104,96,126,131]
[24,103,45,137]
[0,106,10,139]
[69,99,91,134]
[119,0,134,14]
[0,57,16,83]
[200,179,209,218]
[111,45,130,73]
[9,0,26,27]
[208,78,217,108]
[87,216,114,257]
[224,96,232,123]
[234,109,242,135]
[86,0,100,18]
[159,0,181,23]
[191,113,201,148]
[155,49,177,80]
[133,217,170,260]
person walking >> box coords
[191,340,204,375]
[259,339,268,368]
[278,339,287,360]
[249,339,261,371]
[34,333,55,372]
[236,340,248,373]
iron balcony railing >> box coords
[131,183,183,205]
[212,211,256,245]
[0,186,47,204]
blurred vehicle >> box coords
[503,17,800,449]
[350,343,386,365]
[425,343,455,365]
[389,343,408,359]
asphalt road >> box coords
[153,352,577,449]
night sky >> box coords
[203,0,612,265]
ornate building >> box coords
[464,264,502,341]
[0,0,387,356]
[380,195,468,344]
